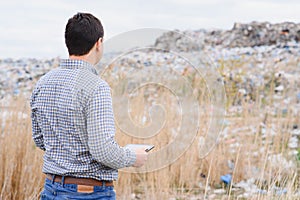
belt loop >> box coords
[61,176,65,186]
[51,175,56,184]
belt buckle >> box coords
[77,185,94,193]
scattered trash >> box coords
[257,189,268,194]
[227,160,235,172]
[221,174,232,185]
[288,136,299,149]
[274,85,284,92]
[213,188,226,195]
[291,129,300,136]
[274,187,288,195]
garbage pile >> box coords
[0,58,59,98]
[155,21,300,50]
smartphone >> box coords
[145,145,155,152]
[125,144,155,152]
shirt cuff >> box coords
[124,147,136,167]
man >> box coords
[30,13,148,200]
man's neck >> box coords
[69,54,96,66]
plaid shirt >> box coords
[30,59,136,181]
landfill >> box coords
[0,21,300,199]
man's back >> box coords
[31,59,135,181]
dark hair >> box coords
[65,13,104,56]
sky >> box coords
[0,0,299,59]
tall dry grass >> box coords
[0,96,44,200]
[0,77,299,199]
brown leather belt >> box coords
[46,174,114,187]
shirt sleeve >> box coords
[30,89,46,151]
[86,81,136,169]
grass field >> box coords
[0,57,299,199]
[0,93,299,199]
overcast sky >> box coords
[0,0,299,59]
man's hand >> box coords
[132,148,148,168]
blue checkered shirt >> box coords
[30,59,136,181]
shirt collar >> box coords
[59,59,98,75]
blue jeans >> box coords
[41,178,116,200]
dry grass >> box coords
[0,96,44,200]
[0,79,299,200]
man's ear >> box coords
[98,37,103,45]
[96,38,103,49]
